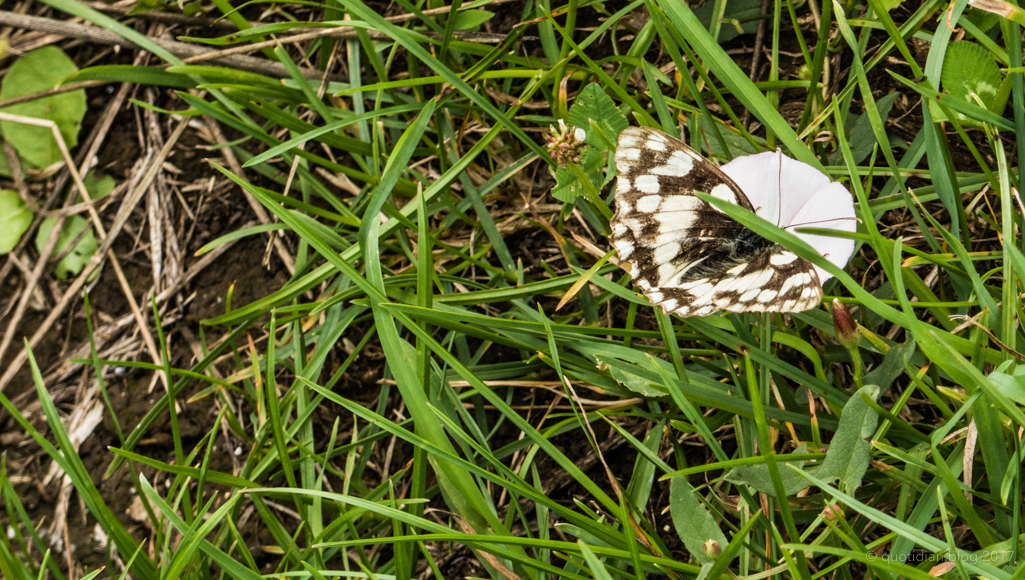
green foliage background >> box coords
[2,0,1025,579]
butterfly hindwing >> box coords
[643,249,823,317]
[610,127,823,317]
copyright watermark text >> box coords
[866,551,1005,565]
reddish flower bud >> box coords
[546,120,587,168]
[824,504,844,521]
[831,299,860,350]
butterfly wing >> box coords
[609,126,822,317]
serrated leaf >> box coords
[966,6,1003,31]
[669,477,728,564]
[993,73,1013,115]
[35,215,98,280]
[0,47,86,168]
[0,189,32,254]
[724,443,813,498]
[452,9,494,30]
[863,338,916,393]
[819,385,880,493]
[567,83,628,152]
[932,41,1006,125]
[551,147,603,203]
[943,42,1001,105]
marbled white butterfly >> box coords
[610,127,856,317]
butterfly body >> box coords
[610,126,854,317]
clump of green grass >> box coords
[3,0,1025,578]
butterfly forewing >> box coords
[610,127,823,317]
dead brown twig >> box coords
[0,110,167,393]
[0,117,190,393]
[0,10,336,81]
[0,4,520,88]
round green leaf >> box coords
[568,83,629,151]
[35,215,98,280]
[82,171,116,201]
[942,41,1001,110]
[0,189,32,254]
[0,47,87,168]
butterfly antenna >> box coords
[784,217,859,229]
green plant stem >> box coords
[568,161,613,219]
[849,344,863,388]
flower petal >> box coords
[785,182,857,282]
[720,151,831,227]
[721,152,856,283]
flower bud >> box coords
[831,299,860,350]
[703,539,722,559]
[824,504,844,521]
[546,120,587,168]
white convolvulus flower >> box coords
[717,150,857,283]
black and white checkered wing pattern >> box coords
[609,127,822,317]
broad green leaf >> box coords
[878,0,902,10]
[35,215,98,280]
[551,147,603,203]
[693,0,761,42]
[670,476,728,564]
[567,83,629,151]
[829,92,900,165]
[932,41,1007,124]
[862,283,896,331]
[452,9,494,30]
[988,372,1025,401]
[863,339,916,393]
[700,116,757,159]
[943,42,1001,105]
[602,358,665,398]
[966,6,1003,32]
[83,171,116,201]
[0,190,32,254]
[725,443,813,498]
[820,385,880,493]
[0,47,86,168]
